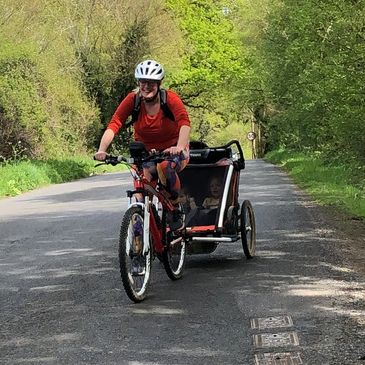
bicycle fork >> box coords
[142,197,151,256]
[126,189,170,256]
[130,196,164,256]
[127,191,154,256]
[146,197,165,254]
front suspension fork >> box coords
[145,197,165,254]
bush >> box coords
[0,42,48,160]
[0,158,95,197]
[0,37,100,162]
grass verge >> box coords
[0,156,126,198]
[265,149,365,218]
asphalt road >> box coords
[0,160,364,365]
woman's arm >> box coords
[94,129,115,160]
[164,125,191,155]
[177,125,191,150]
[94,93,135,160]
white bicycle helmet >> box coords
[135,59,164,81]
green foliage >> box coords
[251,0,365,163]
[0,158,88,196]
[0,156,126,197]
[165,0,248,141]
[0,38,100,160]
[266,149,365,218]
[0,40,48,159]
[0,1,100,160]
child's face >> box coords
[210,179,222,198]
[179,191,188,204]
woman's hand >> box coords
[94,151,108,161]
[163,146,184,156]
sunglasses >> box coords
[138,80,159,87]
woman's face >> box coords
[210,179,222,198]
[139,79,159,100]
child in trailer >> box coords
[179,187,197,214]
[200,176,223,225]
[179,188,198,227]
[186,176,223,227]
[202,177,222,210]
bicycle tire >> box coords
[162,213,186,280]
[119,206,152,302]
[240,200,256,259]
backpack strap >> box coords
[159,89,175,122]
[125,89,175,128]
[124,92,141,128]
[131,92,141,122]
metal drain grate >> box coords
[251,316,294,330]
[255,352,303,365]
[253,332,299,348]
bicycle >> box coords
[95,141,187,303]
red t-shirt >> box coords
[107,90,190,151]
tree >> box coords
[238,0,365,163]
[165,0,248,141]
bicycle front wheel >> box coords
[162,231,186,280]
[119,206,152,302]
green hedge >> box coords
[266,149,365,218]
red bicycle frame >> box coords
[127,167,177,255]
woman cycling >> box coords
[94,59,191,230]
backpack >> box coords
[125,88,175,128]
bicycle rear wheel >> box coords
[119,206,152,302]
[162,230,186,281]
[240,200,256,259]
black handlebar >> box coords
[94,155,124,167]
[94,140,244,168]
[93,150,171,167]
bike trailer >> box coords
[179,140,245,254]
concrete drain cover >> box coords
[251,316,294,330]
[255,352,303,365]
[253,332,299,348]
